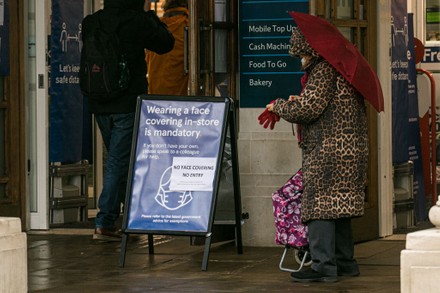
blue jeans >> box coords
[95,113,135,229]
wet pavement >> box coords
[27,229,405,293]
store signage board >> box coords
[49,0,90,163]
[239,0,308,108]
[120,95,243,271]
[124,95,230,235]
[422,46,440,63]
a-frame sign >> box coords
[119,95,243,271]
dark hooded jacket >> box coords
[81,0,175,114]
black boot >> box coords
[290,268,337,283]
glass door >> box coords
[150,0,238,97]
[426,0,440,42]
[187,0,237,98]
[310,0,380,242]
[187,0,240,236]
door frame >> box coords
[377,0,394,238]
[0,0,27,228]
[27,0,50,230]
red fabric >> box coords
[300,72,308,88]
[289,11,384,112]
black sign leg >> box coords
[229,102,243,254]
[119,233,129,267]
[201,234,212,271]
[148,234,155,255]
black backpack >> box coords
[79,12,130,101]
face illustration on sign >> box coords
[155,166,193,211]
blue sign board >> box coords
[239,0,308,108]
[126,96,230,234]
[49,0,91,163]
[407,14,427,221]
[391,0,409,164]
[422,46,440,63]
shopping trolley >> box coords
[272,169,312,272]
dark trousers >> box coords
[95,113,135,229]
[307,218,359,276]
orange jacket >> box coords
[146,7,189,95]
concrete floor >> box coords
[27,230,405,293]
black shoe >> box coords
[291,268,337,283]
[337,269,360,277]
[93,227,122,242]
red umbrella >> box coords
[289,11,384,112]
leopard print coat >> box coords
[272,28,368,222]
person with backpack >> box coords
[145,0,189,96]
[80,0,175,241]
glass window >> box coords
[0,109,4,176]
[336,0,354,19]
[214,0,229,97]
[0,78,3,101]
[0,80,4,175]
[359,0,366,20]
[426,0,440,41]
[0,184,5,200]
[215,1,228,74]
[360,27,367,55]
[0,76,5,100]
[338,27,353,42]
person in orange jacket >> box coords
[146,0,189,96]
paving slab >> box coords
[27,232,403,293]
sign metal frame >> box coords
[119,95,242,271]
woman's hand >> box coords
[266,103,274,112]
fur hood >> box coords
[289,27,322,71]
[289,27,320,59]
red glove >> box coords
[258,101,280,130]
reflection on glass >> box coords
[0,109,4,176]
[215,30,227,74]
[360,28,367,55]
[359,0,365,20]
[0,78,3,101]
[215,0,227,22]
[337,0,354,19]
[215,0,229,97]
[338,27,353,43]
[426,0,440,41]
[0,185,5,200]
[215,0,228,73]
[326,0,331,18]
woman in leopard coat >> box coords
[267,27,368,282]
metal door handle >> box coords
[198,22,214,76]
[184,26,189,75]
